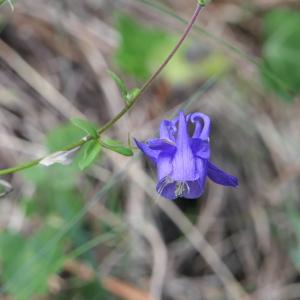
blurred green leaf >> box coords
[56,279,109,300]
[79,140,102,170]
[261,9,300,100]
[71,118,98,139]
[0,0,13,9]
[47,122,84,152]
[114,14,173,80]
[22,164,78,190]
[20,197,37,217]
[23,123,84,189]
[0,226,64,300]
[115,14,226,85]
[108,70,129,99]
[198,0,209,5]
[126,88,141,104]
[107,70,140,104]
[101,138,134,157]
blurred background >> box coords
[0,0,300,299]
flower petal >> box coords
[172,112,198,181]
[148,138,176,152]
[134,139,159,163]
[182,179,205,199]
[157,152,173,182]
[191,138,210,159]
[207,161,238,187]
[190,112,211,140]
[160,120,176,141]
[156,151,176,198]
[193,121,202,138]
[181,156,207,198]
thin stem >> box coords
[139,3,203,95]
[98,3,203,134]
[0,2,204,176]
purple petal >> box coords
[156,152,173,182]
[156,181,176,200]
[172,112,198,181]
[182,179,205,199]
[134,139,159,164]
[148,138,176,152]
[190,112,211,140]
[160,120,176,141]
[207,161,238,187]
[191,138,210,159]
[193,122,202,138]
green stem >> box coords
[0,2,204,176]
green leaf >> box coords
[107,70,128,99]
[107,71,140,104]
[79,140,102,170]
[24,123,83,190]
[101,138,134,157]
[0,0,13,9]
[198,0,209,5]
[260,9,300,100]
[46,122,83,152]
[0,225,64,300]
[115,14,222,86]
[71,118,98,138]
[126,88,141,103]
[114,14,173,80]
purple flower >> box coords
[135,112,238,200]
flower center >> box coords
[175,181,190,197]
[158,178,191,198]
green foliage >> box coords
[101,138,134,157]
[0,226,64,300]
[79,140,102,170]
[261,9,300,100]
[198,0,209,5]
[108,70,129,100]
[0,0,14,8]
[127,88,141,103]
[287,207,300,270]
[158,48,230,85]
[46,122,103,171]
[5,123,109,299]
[47,123,84,152]
[115,14,229,85]
[25,122,81,188]
[71,118,98,139]
[108,70,141,104]
[56,280,109,300]
[115,14,174,80]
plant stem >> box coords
[0,2,204,176]
[98,3,203,134]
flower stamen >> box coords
[175,181,189,197]
[158,176,174,195]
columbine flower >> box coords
[135,111,238,200]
